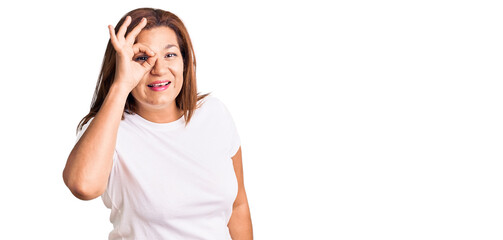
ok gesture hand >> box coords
[108,16,156,92]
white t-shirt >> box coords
[76,96,241,240]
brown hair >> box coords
[77,8,210,132]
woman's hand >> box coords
[108,16,156,92]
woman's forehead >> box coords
[136,26,179,49]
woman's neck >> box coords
[134,103,183,123]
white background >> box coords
[0,0,501,239]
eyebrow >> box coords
[165,44,179,49]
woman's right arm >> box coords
[63,85,130,200]
[63,16,156,200]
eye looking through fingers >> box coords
[134,53,178,62]
[134,55,149,62]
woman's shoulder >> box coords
[196,95,235,119]
[198,95,226,110]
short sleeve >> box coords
[218,100,241,158]
[75,118,93,143]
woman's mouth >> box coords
[147,81,171,91]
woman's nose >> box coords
[150,57,168,76]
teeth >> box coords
[148,82,170,87]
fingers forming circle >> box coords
[132,43,156,69]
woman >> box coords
[63,8,253,240]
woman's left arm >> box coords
[228,146,253,240]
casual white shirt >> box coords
[76,96,241,239]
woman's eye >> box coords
[166,53,177,58]
[135,56,149,61]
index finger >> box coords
[132,43,155,57]
[125,17,148,45]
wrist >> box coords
[111,81,132,94]
[109,82,132,100]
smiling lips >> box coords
[147,80,171,91]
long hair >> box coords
[77,8,210,132]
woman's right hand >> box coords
[108,16,156,92]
